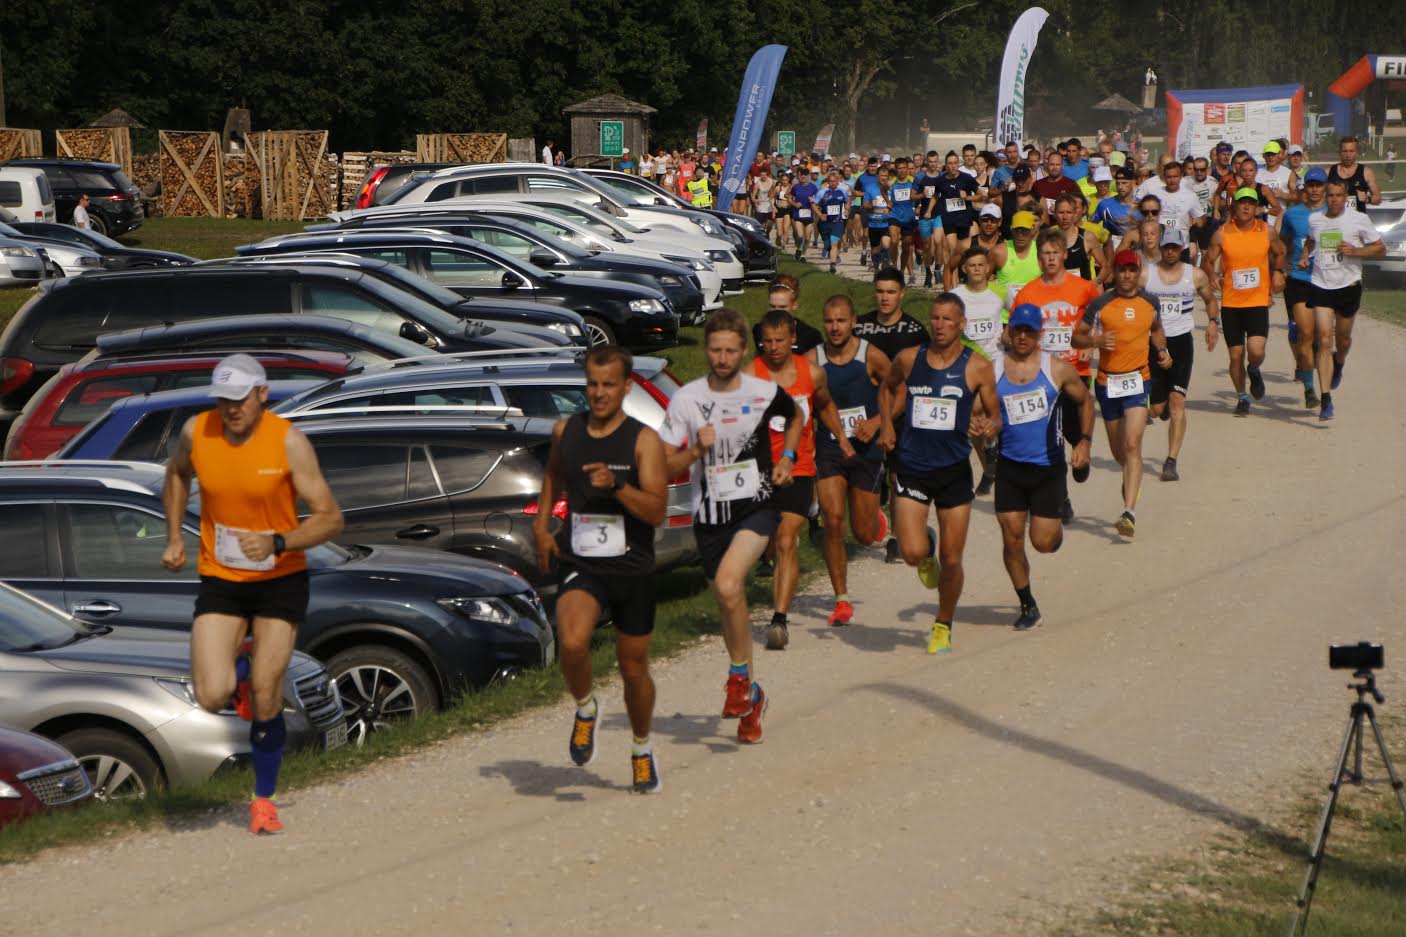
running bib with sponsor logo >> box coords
[826,204,841,217]
[965,318,998,341]
[1346,195,1358,210]
[1106,371,1145,398]
[796,208,812,220]
[1318,230,1344,266]
[1232,267,1261,290]
[924,186,935,198]
[214,522,275,572]
[570,514,626,558]
[708,459,760,501]
[1158,297,1184,319]
[1041,326,1073,352]
[837,406,867,438]
[872,196,887,209]
[770,395,810,432]
[1003,389,1049,425]
[945,198,967,213]
[911,395,956,430]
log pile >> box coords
[130,152,162,216]
[55,127,133,175]
[339,150,417,209]
[0,129,42,161]
[244,130,335,221]
[223,154,255,219]
[416,133,508,164]
[159,131,225,218]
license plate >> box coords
[322,721,350,751]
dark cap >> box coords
[1114,165,1136,180]
[1012,165,1032,181]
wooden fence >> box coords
[244,130,335,221]
[159,131,225,218]
[55,127,132,175]
[0,129,42,161]
[416,133,508,164]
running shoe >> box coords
[569,705,598,766]
[755,557,774,578]
[737,684,767,744]
[1247,366,1265,400]
[1060,497,1075,524]
[1013,605,1042,631]
[631,750,662,794]
[1319,396,1334,422]
[1330,357,1344,390]
[926,621,952,655]
[916,557,939,589]
[723,674,752,718]
[1304,386,1320,409]
[249,797,282,835]
[923,268,933,289]
[230,636,254,722]
[1234,397,1251,417]
[794,249,803,261]
[1115,511,1136,538]
[1071,463,1090,484]
[975,471,994,496]
[1160,457,1179,482]
[884,538,901,564]
[874,510,888,543]
[907,273,915,288]
[827,600,855,625]
[765,620,789,651]
[829,263,836,274]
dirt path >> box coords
[5,310,1405,937]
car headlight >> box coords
[629,298,667,314]
[0,779,22,799]
[548,322,584,337]
[663,254,705,271]
[705,249,732,263]
[659,275,683,287]
[0,246,35,258]
[437,596,515,625]
[726,215,763,234]
[156,677,246,715]
[74,255,99,267]
[700,219,726,237]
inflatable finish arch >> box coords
[1327,55,1406,136]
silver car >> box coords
[0,583,346,800]
[0,236,45,288]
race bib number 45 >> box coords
[708,459,760,501]
[911,395,956,430]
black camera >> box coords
[1329,642,1384,671]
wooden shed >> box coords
[562,94,655,165]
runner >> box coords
[953,247,1009,496]
[1141,227,1220,481]
[935,151,981,288]
[862,164,893,268]
[878,293,1001,654]
[973,204,1004,257]
[753,310,847,650]
[1032,150,1078,221]
[993,303,1095,629]
[1327,136,1382,213]
[915,151,945,287]
[999,165,1037,235]
[790,168,819,261]
[534,346,668,793]
[1148,162,1205,262]
[161,354,345,834]
[887,158,921,285]
[1280,167,1327,406]
[811,296,892,625]
[1072,252,1172,538]
[1093,165,1141,238]
[1301,179,1385,420]
[1053,192,1105,280]
[991,210,1041,294]
[751,276,823,356]
[1257,141,1298,210]
[752,167,776,240]
[1202,187,1287,416]
[817,169,851,274]
[659,309,800,744]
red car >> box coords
[0,726,93,828]
[4,350,355,460]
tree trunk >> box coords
[845,59,881,154]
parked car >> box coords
[57,380,318,461]
[6,222,195,269]
[0,581,342,799]
[0,167,57,223]
[0,263,570,431]
[88,314,440,363]
[0,219,102,278]
[0,236,45,288]
[1363,216,1406,286]
[234,230,678,349]
[0,726,93,827]
[0,160,144,235]
[352,162,460,209]
[0,462,555,744]
[4,350,353,460]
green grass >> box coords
[1362,279,1406,329]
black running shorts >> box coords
[1221,305,1269,346]
[1284,277,1314,312]
[558,567,656,636]
[993,457,1067,519]
[694,510,780,581]
[771,474,816,517]
[194,571,309,626]
[816,448,884,492]
[1313,282,1362,318]
[893,459,974,509]
[1149,332,1194,405]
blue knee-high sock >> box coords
[250,715,285,799]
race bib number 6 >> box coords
[708,459,761,501]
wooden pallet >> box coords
[243,130,335,220]
[415,133,507,164]
[0,129,42,161]
[55,127,132,175]
[159,131,225,217]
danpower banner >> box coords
[720,44,788,208]
[995,7,1048,146]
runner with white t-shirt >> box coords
[952,247,1008,496]
[1300,181,1385,420]
[1257,142,1298,213]
[1149,164,1204,261]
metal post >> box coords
[0,42,7,128]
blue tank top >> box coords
[888,177,917,223]
[898,345,974,471]
[812,339,882,462]
[995,352,1063,467]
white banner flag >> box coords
[995,7,1049,147]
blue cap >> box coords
[1008,303,1043,331]
[1304,167,1328,184]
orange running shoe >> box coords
[873,510,888,544]
[249,797,282,834]
[827,600,854,626]
[230,637,254,722]
[722,673,751,718]
[737,683,767,744]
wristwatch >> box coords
[612,474,625,491]
[272,534,286,556]
[782,448,797,461]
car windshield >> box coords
[595,178,653,206]
[0,584,91,652]
[0,220,21,237]
[70,227,124,251]
[354,260,469,309]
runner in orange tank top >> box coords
[162,354,343,834]
[753,310,850,650]
[1202,188,1287,416]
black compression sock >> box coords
[771,611,788,627]
[1016,585,1035,609]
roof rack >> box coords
[287,408,515,429]
[0,460,160,471]
[87,349,335,367]
[380,346,584,369]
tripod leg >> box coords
[1363,706,1406,819]
[1289,710,1360,937]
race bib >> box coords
[213,522,275,572]
[1003,389,1049,425]
[1346,195,1358,210]
[1318,230,1344,266]
[945,198,967,213]
[1042,325,1073,352]
[826,204,841,217]
[965,317,998,340]
[895,188,911,201]
[873,196,887,209]
[570,514,626,558]
[837,406,867,438]
[796,208,812,220]
[1231,267,1261,290]
[1106,371,1145,398]
[911,395,956,431]
[1045,197,1056,214]
[1159,297,1185,319]
[708,459,760,501]
[769,394,811,432]
[1161,216,1185,231]
[924,186,935,198]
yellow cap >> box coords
[1011,210,1037,230]
[1234,187,1260,202]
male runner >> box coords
[1032,150,1077,220]
[973,204,1005,256]
[1053,192,1105,280]
[991,210,1040,293]
[1258,141,1298,210]
[535,346,668,793]
[1280,167,1327,407]
[952,246,1008,494]
[999,165,1037,235]
[1202,187,1286,416]
[161,354,344,834]
[1148,162,1205,261]
[993,304,1094,629]
[812,295,892,625]
[817,169,851,273]
[1301,179,1385,420]
[790,169,819,260]
[1327,136,1382,213]
[1141,227,1220,481]
[751,276,823,356]
[660,309,800,744]
[887,157,920,284]
[933,151,982,288]
[753,311,847,649]
[1073,252,1172,538]
[878,294,1001,654]
[915,150,945,287]
[862,164,893,268]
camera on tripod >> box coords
[1329,642,1384,671]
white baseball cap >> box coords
[881,152,892,162]
[1092,166,1113,183]
[210,353,268,400]
[1288,144,1304,155]
[979,203,1002,219]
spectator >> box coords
[542,139,554,165]
[72,193,92,230]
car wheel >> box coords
[327,645,438,746]
[50,264,65,278]
[88,213,108,236]
[58,728,161,802]
[583,316,615,347]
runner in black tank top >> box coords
[535,347,669,793]
[1327,162,1374,214]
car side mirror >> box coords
[528,248,559,268]
[399,320,432,345]
[501,271,521,289]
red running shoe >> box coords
[722,673,752,718]
[737,683,767,744]
[827,600,854,626]
[874,510,888,544]
[249,797,282,834]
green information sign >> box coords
[600,120,625,157]
[777,130,796,157]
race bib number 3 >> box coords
[1106,371,1145,399]
[837,406,867,438]
[708,459,761,501]
[1232,267,1262,290]
[911,395,956,431]
[571,514,626,558]
[214,522,275,572]
[1004,389,1049,425]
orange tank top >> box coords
[752,354,817,477]
[190,410,306,582]
[1221,219,1271,308]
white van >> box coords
[0,167,57,223]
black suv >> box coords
[0,463,554,742]
[1,159,144,236]
[0,263,571,429]
[90,314,437,363]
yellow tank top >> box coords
[190,410,306,582]
[1221,219,1271,308]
